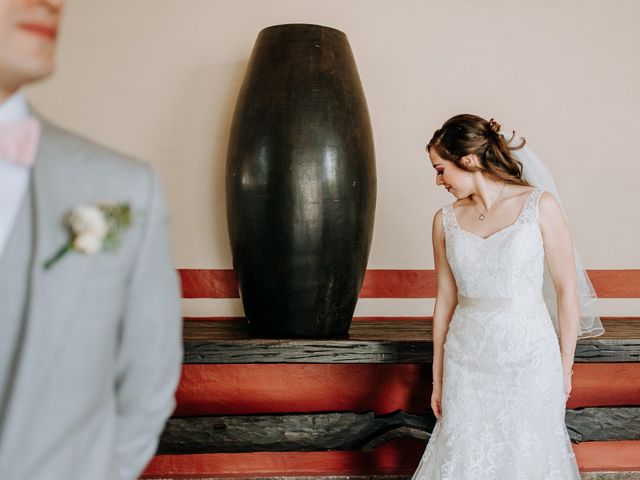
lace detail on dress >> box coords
[440,203,458,235]
[443,187,543,237]
[516,187,543,226]
[413,187,581,480]
[442,188,545,298]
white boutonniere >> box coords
[44,202,132,270]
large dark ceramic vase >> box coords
[226,24,376,338]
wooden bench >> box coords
[142,269,640,479]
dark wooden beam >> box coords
[567,407,640,442]
[158,407,640,454]
[158,410,436,454]
[182,319,640,364]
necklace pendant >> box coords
[478,214,485,221]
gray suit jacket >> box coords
[0,117,183,480]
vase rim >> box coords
[259,23,346,37]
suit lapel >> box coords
[4,119,95,424]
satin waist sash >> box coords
[457,292,545,310]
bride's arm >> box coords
[431,209,458,390]
[539,192,580,380]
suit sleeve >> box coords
[113,166,183,480]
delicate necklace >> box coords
[473,182,507,221]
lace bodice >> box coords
[441,188,545,298]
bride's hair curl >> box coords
[427,114,530,186]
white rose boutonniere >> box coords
[44,202,132,270]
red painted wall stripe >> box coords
[143,438,425,478]
[575,441,640,472]
[359,269,437,298]
[178,269,640,299]
[568,363,640,408]
[141,439,640,478]
[588,270,640,298]
[173,363,640,417]
[179,269,240,298]
[174,364,430,417]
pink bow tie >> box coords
[0,118,41,167]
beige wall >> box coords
[27,0,639,278]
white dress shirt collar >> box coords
[0,91,30,123]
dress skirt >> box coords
[411,299,581,480]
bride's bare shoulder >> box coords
[432,208,446,238]
[538,190,562,212]
[538,190,566,231]
[508,184,538,198]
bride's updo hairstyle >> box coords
[427,114,530,186]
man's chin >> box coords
[0,60,55,91]
[25,65,55,84]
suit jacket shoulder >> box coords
[37,116,159,211]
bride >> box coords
[412,114,604,479]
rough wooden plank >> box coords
[184,339,431,364]
[581,474,640,480]
[158,407,640,454]
[567,408,640,442]
[158,410,435,455]
[182,319,640,364]
[575,342,640,362]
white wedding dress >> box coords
[412,188,581,479]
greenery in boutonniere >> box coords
[44,202,132,270]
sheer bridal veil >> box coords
[503,132,605,339]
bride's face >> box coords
[429,148,473,198]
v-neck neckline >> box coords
[451,188,538,241]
